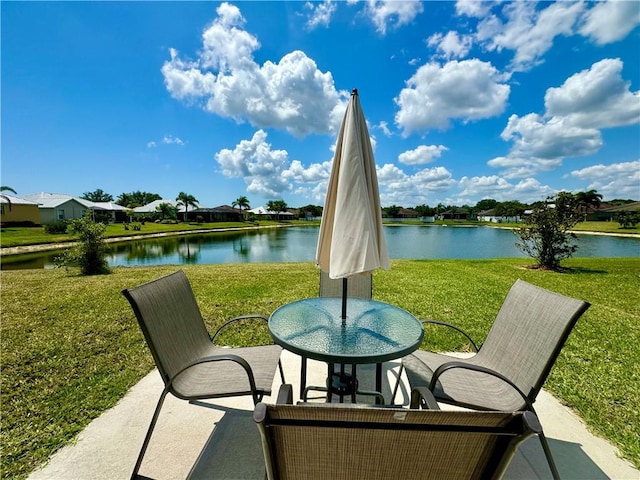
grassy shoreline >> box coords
[1,258,639,478]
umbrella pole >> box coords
[341,278,348,320]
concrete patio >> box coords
[29,350,638,480]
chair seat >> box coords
[171,344,283,399]
[403,350,527,412]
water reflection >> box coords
[2,226,638,270]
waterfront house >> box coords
[0,194,41,226]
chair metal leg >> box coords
[278,359,285,384]
[300,356,307,398]
[131,388,169,480]
[539,431,561,480]
[390,363,404,404]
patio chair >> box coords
[393,279,590,480]
[255,384,541,480]
[122,270,285,480]
[299,272,373,400]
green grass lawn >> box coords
[2,258,639,478]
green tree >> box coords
[55,215,110,275]
[116,191,162,208]
[514,192,581,270]
[155,202,177,222]
[298,204,322,218]
[1,186,17,211]
[475,198,498,212]
[575,189,603,221]
[615,210,640,228]
[494,200,527,217]
[81,189,114,202]
[176,192,199,222]
[266,200,288,220]
[414,204,436,217]
[383,205,402,218]
[232,195,251,218]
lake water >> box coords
[3,226,639,270]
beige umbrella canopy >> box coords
[316,88,390,318]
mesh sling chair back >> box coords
[122,270,285,480]
[254,386,542,480]
[395,279,590,479]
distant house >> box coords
[590,202,640,221]
[0,194,41,225]
[132,199,179,214]
[24,193,94,224]
[477,209,521,223]
[248,206,295,219]
[440,208,470,220]
[187,205,244,222]
[24,193,129,224]
[397,208,419,219]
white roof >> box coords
[0,194,39,206]
[23,192,93,209]
[133,199,181,213]
[248,206,294,216]
[23,193,129,211]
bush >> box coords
[515,192,580,270]
[615,210,640,229]
[196,215,204,224]
[44,221,68,234]
[55,215,110,275]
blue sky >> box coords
[2,1,639,210]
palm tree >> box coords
[1,186,17,212]
[575,189,603,221]
[232,195,250,219]
[176,192,199,222]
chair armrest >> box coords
[410,387,440,410]
[421,319,479,352]
[210,314,270,344]
[277,384,294,405]
[167,353,260,403]
[429,361,533,411]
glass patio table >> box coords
[269,297,424,403]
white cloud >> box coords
[571,160,640,199]
[395,59,510,135]
[378,121,392,137]
[304,0,337,29]
[458,175,555,203]
[214,130,292,198]
[162,2,347,137]
[215,130,333,200]
[427,31,473,60]
[377,163,456,205]
[544,58,640,130]
[147,141,157,148]
[398,144,448,165]
[579,0,640,45]
[490,58,639,179]
[365,0,423,34]
[162,135,184,145]
[455,0,494,18]
[475,1,585,72]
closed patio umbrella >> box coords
[316,88,390,319]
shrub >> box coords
[615,210,640,229]
[55,215,110,275]
[196,215,204,223]
[514,192,581,270]
[44,221,68,234]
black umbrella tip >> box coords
[352,88,358,96]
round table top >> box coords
[269,297,424,364]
